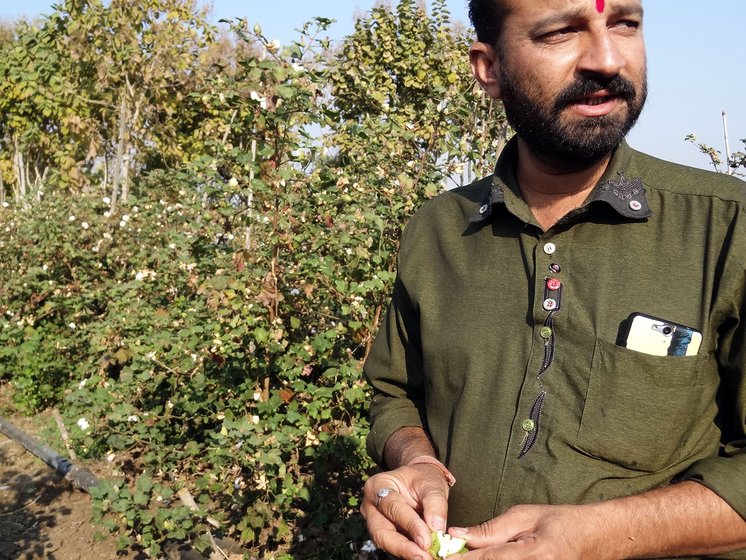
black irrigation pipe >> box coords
[0,415,99,492]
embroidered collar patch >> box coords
[598,171,643,200]
[593,171,652,219]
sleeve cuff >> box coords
[675,455,746,520]
[366,397,425,466]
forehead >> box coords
[502,0,642,20]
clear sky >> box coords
[2,0,745,173]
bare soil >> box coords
[0,406,132,560]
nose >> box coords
[577,28,625,77]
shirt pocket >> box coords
[574,338,709,472]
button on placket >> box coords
[546,278,561,291]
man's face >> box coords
[494,0,647,168]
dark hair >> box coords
[468,0,509,50]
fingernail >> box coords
[416,536,427,550]
[432,516,446,531]
[452,526,468,535]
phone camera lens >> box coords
[662,326,673,335]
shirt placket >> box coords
[518,238,564,459]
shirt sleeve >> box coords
[676,352,746,518]
[675,214,746,520]
[364,273,428,466]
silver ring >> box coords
[376,487,396,508]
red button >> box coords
[546,278,561,291]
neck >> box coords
[515,138,613,230]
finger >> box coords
[365,503,431,560]
[412,466,449,533]
[419,486,448,535]
[371,527,432,560]
[378,488,433,550]
[361,478,433,556]
[449,513,526,549]
[457,540,529,560]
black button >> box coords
[549,263,561,273]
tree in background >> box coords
[0,16,90,200]
[686,117,745,177]
[0,0,215,207]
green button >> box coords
[521,419,535,432]
[539,327,553,339]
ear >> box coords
[469,41,502,99]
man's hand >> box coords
[361,463,450,560]
[450,481,746,559]
[449,503,602,560]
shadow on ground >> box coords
[0,441,71,559]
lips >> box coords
[555,76,637,117]
[578,94,615,106]
[570,92,621,117]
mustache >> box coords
[554,75,637,109]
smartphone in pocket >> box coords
[623,313,702,356]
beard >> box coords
[499,66,648,170]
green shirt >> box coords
[365,138,746,558]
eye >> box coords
[537,26,577,43]
[612,19,640,32]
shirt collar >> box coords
[470,136,653,224]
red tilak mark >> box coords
[596,0,605,12]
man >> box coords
[360,1,746,559]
